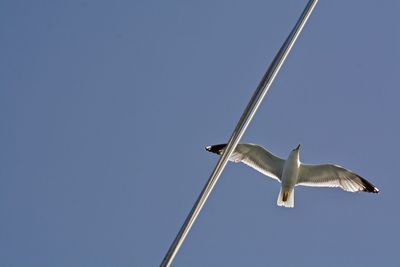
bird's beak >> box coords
[295,144,301,150]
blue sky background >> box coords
[1,0,399,266]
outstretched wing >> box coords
[297,163,379,193]
[206,143,285,181]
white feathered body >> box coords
[278,149,300,208]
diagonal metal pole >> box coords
[160,1,318,266]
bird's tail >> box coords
[277,188,294,208]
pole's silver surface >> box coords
[160,1,318,266]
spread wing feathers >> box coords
[206,143,285,181]
[297,164,379,193]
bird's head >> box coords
[293,144,301,151]
[289,144,301,161]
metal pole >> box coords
[160,1,318,266]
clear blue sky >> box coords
[1,1,399,266]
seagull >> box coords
[206,143,379,208]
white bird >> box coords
[206,143,379,208]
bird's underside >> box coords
[206,143,379,208]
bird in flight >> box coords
[206,143,379,208]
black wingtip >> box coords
[359,175,380,193]
[205,144,227,155]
